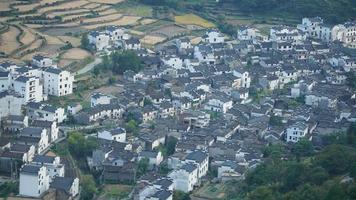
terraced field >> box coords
[0,26,21,54]
[0,0,214,63]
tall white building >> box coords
[88,31,110,51]
[332,21,356,48]
[298,17,331,42]
[32,155,65,181]
[43,67,74,97]
[168,163,198,193]
[32,55,53,68]
[286,121,309,143]
[19,164,50,197]
[12,76,43,103]
[0,91,24,120]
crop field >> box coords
[88,0,124,4]
[14,3,40,12]
[151,25,188,38]
[38,0,88,14]
[61,48,91,60]
[47,9,89,18]
[0,26,21,54]
[0,0,218,64]
[175,13,215,28]
[140,18,157,25]
[0,1,13,12]
[80,13,122,24]
[83,16,141,29]
[97,8,118,16]
[141,35,166,45]
[191,36,203,45]
[82,3,100,9]
[19,27,36,45]
[115,3,152,17]
[58,36,81,47]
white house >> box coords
[18,127,49,154]
[185,150,209,178]
[12,76,43,103]
[237,26,261,41]
[0,71,10,92]
[32,55,53,68]
[176,38,192,50]
[31,120,59,142]
[168,163,198,192]
[270,26,304,43]
[106,26,129,41]
[0,90,24,120]
[138,151,164,167]
[286,121,309,143]
[88,31,110,51]
[67,103,82,115]
[97,127,126,143]
[19,164,50,197]
[233,69,251,88]
[204,93,233,113]
[50,177,79,198]
[163,56,183,69]
[32,155,65,181]
[91,93,112,107]
[124,37,141,50]
[26,102,66,123]
[217,161,245,180]
[298,17,331,42]
[43,67,74,97]
[204,30,225,44]
[331,22,356,48]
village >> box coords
[0,12,355,200]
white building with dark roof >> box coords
[168,163,198,192]
[32,55,53,68]
[32,155,64,181]
[43,67,74,97]
[50,177,79,198]
[88,31,110,51]
[286,121,309,143]
[19,164,49,197]
[98,127,126,142]
[12,76,43,103]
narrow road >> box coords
[76,57,102,75]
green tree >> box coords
[315,144,356,175]
[247,186,276,200]
[165,136,178,156]
[292,138,314,160]
[125,119,138,134]
[173,190,191,200]
[68,132,97,158]
[80,33,91,52]
[137,157,149,178]
[347,123,356,145]
[81,175,98,200]
[111,50,143,75]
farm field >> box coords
[0,26,21,54]
[0,0,222,66]
[141,35,166,45]
[175,13,215,28]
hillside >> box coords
[223,0,356,23]
[223,124,356,200]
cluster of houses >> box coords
[67,17,356,199]
[88,26,141,51]
[0,16,355,199]
[0,55,78,198]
